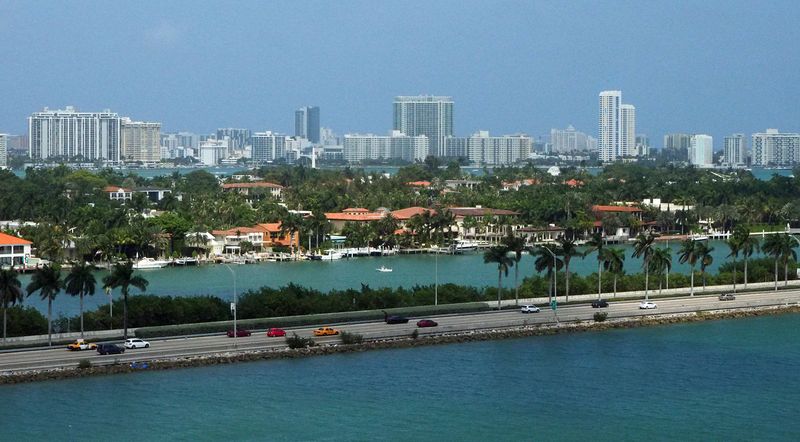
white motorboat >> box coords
[376,266,393,273]
[132,257,170,269]
[690,234,709,241]
[451,240,480,252]
[321,249,344,260]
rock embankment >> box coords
[3,304,799,385]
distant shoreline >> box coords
[3,304,798,385]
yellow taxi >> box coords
[313,326,340,336]
[67,339,97,351]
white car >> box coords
[521,305,540,313]
[639,301,657,310]
[124,338,150,349]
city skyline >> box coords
[1,1,798,144]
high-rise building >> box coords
[620,104,636,157]
[343,132,429,163]
[751,129,800,166]
[198,138,230,166]
[663,133,692,150]
[252,132,287,163]
[216,128,251,150]
[598,91,621,162]
[689,134,713,167]
[393,95,453,157]
[550,125,597,153]
[0,134,7,168]
[635,134,650,157]
[723,134,747,167]
[121,119,161,163]
[28,106,121,162]
[445,132,531,165]
[295,106,320,144]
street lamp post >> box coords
[434,245,439,306]
[222,263,237,349]
[105,287,112,330]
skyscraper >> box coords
[393,95,453,157]
[663,133,692,150]
[295,106,320,144]
[0,134,7,168]
[620,104,636,157]
[550,125,597,153]
[252,131,287,163]
[121,119,161,163]
[445,132,531,165]
[723,134,746,166]
[28,106,121,162]
[689,134,713,167]
[216,128,251,150]
[751,129,800,166]
[598,91,621,162]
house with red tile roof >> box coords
[448,206,520,243]
[221,181,283,200]
[103,186,133,201]
[0,232,32,267]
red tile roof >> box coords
[447,207,520,217]
[406,181,432,187]
[255,223,283,233]
[324,212,385,222]
[591,205,642,213]
[212,227,264,236]
[342,208,370,213]
[390,207,436,220]
[0,232,32,245]
[103,186,132,193]
[564,179,584,188]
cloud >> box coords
[144,21,183,47]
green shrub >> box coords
[340,331,364,345]
[593,312,608,322]
[286,333,315,349]
[77,359,92,369]
[410,329,419,340]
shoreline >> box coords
[3,304,799,385]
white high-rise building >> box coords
[0,134,7,168]
[198,138,230,166]
[635,135,650,157]
[550,125,597,153]
[620,104,636,157]
[445,131,531,165]
[343,131,429,163]
[689,134,713,167]
[252,132,287,164]
[28,106,121,162]
[723,134,747,167]
[393,95,453,157]
[121,119,161,163]
[751,129,800,166]
[598,91,621,162]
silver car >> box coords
[124,338,150,349]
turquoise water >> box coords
[18,239,771,317]
[2,314,799,440]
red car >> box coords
[266,328,286,337]
[416,319,438,328]
[226,329,252,338]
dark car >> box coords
[226,329,252,338]
[416,319,438,328]
[383,311,409,324]
[96,343,125,355]
[591,299,609,308]
[719,293,736,301]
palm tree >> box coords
[556,236,580,303]
[531,246,563,303]
[695,241,715,291]
[648,247,672,296]
[64,262,97,338]
[736,226,759,289]
[483,245,514,310]
[26,265,63,346]
[502,234,526,306]
[762,234,783,291]
[279,212,304,258]
[0,269,25,342]
[602,247,626,298]
[632,233,656,300]
[775,234,797,287]
[102,261,149,338]
[678,239,699,296]
[726,236,741,293]
[584,232,605,299]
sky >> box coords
[1,0,799,147]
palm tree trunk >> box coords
[3,307,6,342]
[613,274,617,298]
[514,264,519,306]
[744,258,748,288]
[565,262,570,303]
[597,261,602,299]
[774,259,779,291]
[644,264,650,301]
[784,260,789,286]
[732,258,737,293]
[690,265,695,296]
[48,298,52,346]
[123,289,129,338]
[547,270,553,304]
[702,271,706,291]
[80,293,85,338]
[497,270,502,310]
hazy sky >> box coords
[1,1,798,146]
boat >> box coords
[320,249,344,260]
[376,266,393,273]
[132,257,170,269]
[173,257,199,266]
[690,234,709,241]
[451,240,480,252]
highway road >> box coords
[3,289,800,373]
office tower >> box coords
[198,138,230,166]
[216,128,251,150]
[121,119,161,163]
[723,134,747,166]
[393,95,453,157]
[751,129,800,166]
[550,125,597,153]
[252,132,287,163]
[689,134,713,167]
[635,135,650,157]
[0,134,7,168]
[28,106,121,162]
[620,104,636,157]
[598,91,621,162]
[295,106,320,144]
[343,132,429,163]
[663,133,692,150]
[445,132,531,165]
